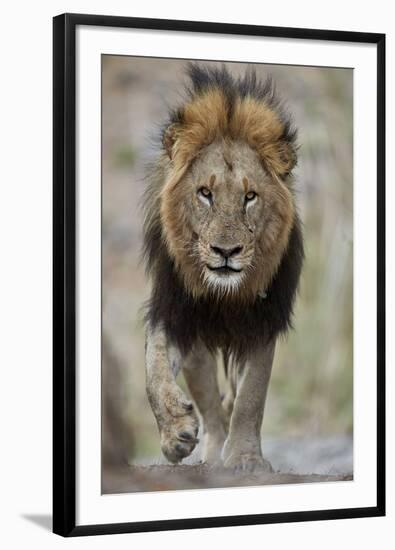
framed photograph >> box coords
[53,13,385,537]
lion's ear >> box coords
[261,140,298,179]
[162,123,180,160]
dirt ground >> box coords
[103,435,353,494]
[103,464,352,494]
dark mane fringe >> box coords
[140,161,163,275]
[164,63,297,155]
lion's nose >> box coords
[210,244,243,259]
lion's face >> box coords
[191,142,267,294]
[160,139,295,301]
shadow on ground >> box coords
[22,514,52,532]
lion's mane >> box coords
[142,64,304,358]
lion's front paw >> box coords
[223,452,274,473]
[160,403,199,464]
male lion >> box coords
[143,64,304,471]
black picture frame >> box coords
[53,12,386,537]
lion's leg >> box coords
[221,356,237,427]
[222,339,276,472]
[145,324,199,463]
[183,345,227,464]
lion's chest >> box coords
[167,296,270,357]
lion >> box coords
[142,64,304,471]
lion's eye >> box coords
[245,191,257,202]
[198,187,212,202]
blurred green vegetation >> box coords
[112,144,136,170]
[101,57,353,460]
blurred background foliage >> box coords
[101,56,353,462]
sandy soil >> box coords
[103,463,352,494]
[103,436,353,494]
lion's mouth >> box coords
[207,264,242,274]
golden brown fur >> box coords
[143,64,303,355]
[153,66,298,303]
[163,87,296,181]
